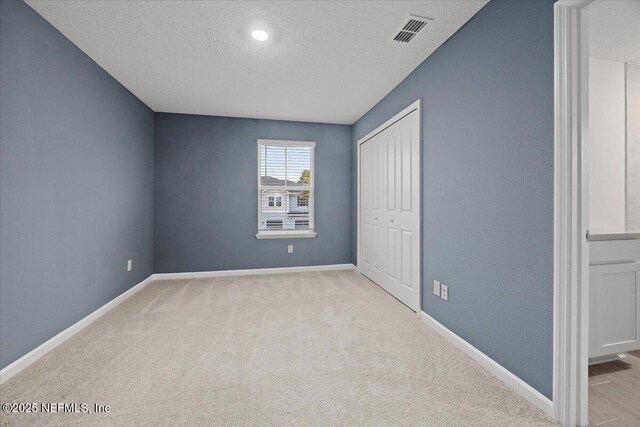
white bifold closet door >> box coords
[360,109,420,312]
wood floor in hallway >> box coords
[589,350,640,427]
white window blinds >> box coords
[257,140,315,237]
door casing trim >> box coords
[554,1,593,425]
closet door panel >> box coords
[359,107,420,312]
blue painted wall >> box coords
[352,0,554,398]
[0,0,154,369]
[154,113,352,273]
[1,0,554,400]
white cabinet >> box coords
[589,262,640,357]
[589,238,640,358]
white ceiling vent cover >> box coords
[394,15,432,43]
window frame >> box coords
[256,139,317,239]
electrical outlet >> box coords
[287,244,293,254]
[433,280,441,296]
[127,260,132,272]
[441,284,448,301]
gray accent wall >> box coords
[0,0,154,369]
[352,0,554,398]
[154,113,352,273]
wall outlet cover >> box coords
[287,244,293,254]
[127,260,132,271]
[441,284,448,301]
[433,280,441,296]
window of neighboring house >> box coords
[256,139,316,238]
[266,219,283,229]
[295,219,309,229]
[267,196,282,208]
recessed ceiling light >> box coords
[251,29,269,42]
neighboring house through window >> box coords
[256,139,316,238]
[267,196,282,207]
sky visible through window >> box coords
[260,145,311,184]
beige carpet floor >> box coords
[0,270,556,426]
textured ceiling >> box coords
[25,0,487,124]
[589,0,640,64]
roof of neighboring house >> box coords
[260,175,298,186]
[260,176,308,190]
[264,190,306,196]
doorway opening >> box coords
[554,1,640,425]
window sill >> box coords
[255,231,317,240]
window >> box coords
[267,196,282,207]
[256,139,316,238]
[295,219,309,229]
[266,219,283,229]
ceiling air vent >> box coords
[393,15,432,43]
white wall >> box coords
[627,64,640,231]
[589,57,626,233]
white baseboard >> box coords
[420,311,554,418]
[589,354,625,365]
[152,263,356,280]
[0,275,154,385]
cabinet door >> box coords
[590,262,640,357]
